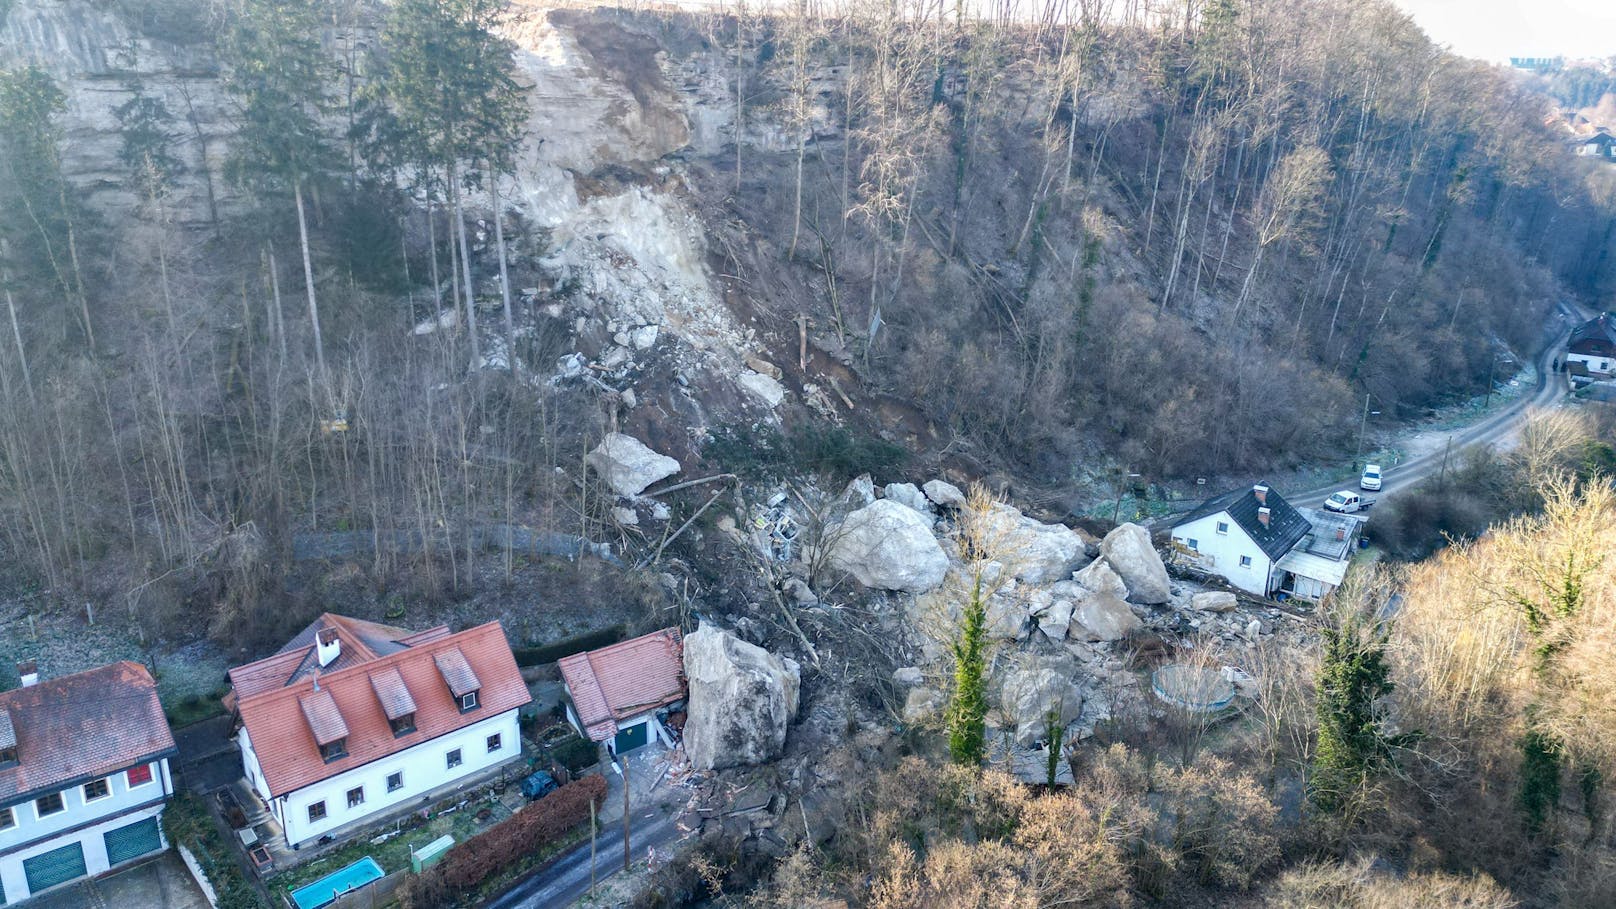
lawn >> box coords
[270,791,515,895]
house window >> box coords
[0,806,14,830]
[386,772,404,793]
[460,691,480,712]
[486,733,502,753]
[1216,521,1229,534]
[320,738,349,763]
[308,801,327,822]
[1186,538,1198,550]
[446,749,463,770]
[0,745,16,767]
[83,778,110,802]
[126,764,153,787]
[34,792,64,818]
[1239,555,1253,567]
[389,713,417,737]
[346,787,364,809]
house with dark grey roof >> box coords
[1567,313,1616,380]
[0,661,178,903]
[1171,483,1360,599]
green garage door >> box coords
[23,841,87,894]
[613,721,648,754]
[104,816,163,866]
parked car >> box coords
[1324,490,1374,514]
[1360,464,1383,491]
[520,770,559,801]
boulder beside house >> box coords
[0,661,178,903]
[226,613,531,850]
[558,627,687,759]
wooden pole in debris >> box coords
[622,755,632,871]
[589,797,597,896]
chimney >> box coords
[16,660,38,688]
[1335,527,1346,542]
[316,628,341,668]
[1258,507,1272,527]
[1253,484,1269,505]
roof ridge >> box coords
[235,622,505,708]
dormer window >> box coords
[433,648,483,716]
[0,707,16,769]
[0,745,16,769]
[370,667,418,738]
[389,713,417,737]
[320,738,349,762]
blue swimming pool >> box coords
[289,856,385,909]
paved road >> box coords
[481,811,685,909]
[1285,298,1584,512]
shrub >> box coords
[511,624,626,667]
[1267,858,1517,908]
[428,774,608,894]
[549,734,599,773]
[162,792,267,909]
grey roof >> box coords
[1177,483,1313,561]
[1296,508,1363,561]
[1569,313,1616,357]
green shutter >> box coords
[104,816,163,866]
[613,721,648,754]
[23,841,87,894]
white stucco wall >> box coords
[0,760,170,902]
[255,709,521,848]
[1172,513,1273,595]
[1567,351,1613,375]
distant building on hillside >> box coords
[1510,56,1564,73]
[1566,312,1616,380]
[1577,131,1616,159]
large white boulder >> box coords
[1099,523,1171,604]
[825,500,949,593]
[1073,557,1130,600]
[883,482,936,517]
[922,479,967,508]
[586,433,680,497]
[998,667,1084,747]
[683,625,801,771]
[1071,593,1143,642]
[983,505,1089,584]
[985,593,1030,640]
[1191,591,1238,613]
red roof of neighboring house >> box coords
[230,619,530,797]
[0,662,177,803]
[559,628,685,742]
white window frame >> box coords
[460,692,480,711]
[486,733,502,753]
[346,786,364,809]
[446,748,463,770]
[83,777,111,802]
[1215,521,1229,535]
[0,805,14,830]
[1186,539,1198,550]
[34,791,64,819]
[386,771,404,793]
[1239,555,1253,568]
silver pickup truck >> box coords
[1324,490,1375,514]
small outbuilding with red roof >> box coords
[559,628,686,757]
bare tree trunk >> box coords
[489,165,515,371]
[293,176,328,381]
[267,245,289,368]
[451,162,482,368]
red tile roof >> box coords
[559,628,685,742]
[0,662,177,802]
[231,620,530,797]
[298,689,349,746]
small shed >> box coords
[558,627,686,757]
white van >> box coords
[1360,464,1382,491]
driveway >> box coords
[26,851,209,909]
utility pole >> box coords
[622,755,631,872]
[1354,394,1379,471]
[1112,471,1140,525]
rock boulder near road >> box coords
[683,624,801,771]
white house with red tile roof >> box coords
[0,661,178,904]
[559,628,686,757]
[228,614,530,848]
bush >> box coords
[162,792,267,909]
[422,775,608,896]
[549,734,600,773]
[703,422,907,483]
[512,625,626,667]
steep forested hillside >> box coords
[0,0,1611,642]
